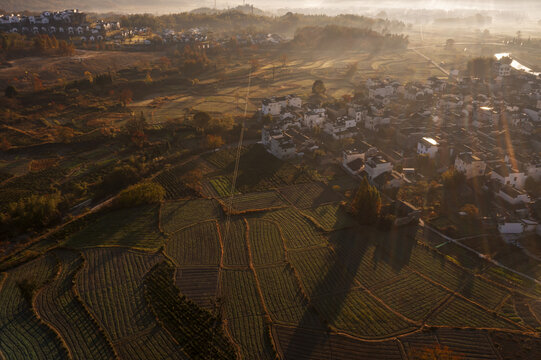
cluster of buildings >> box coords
[260,56,541,238]
[0,9,120,40]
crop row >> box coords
[428,296,520,330]
[0,254,69,359]
[220,269,276,359]
[144,261,236,359]
[219,219,250,267]
[327,231,412,289]
[221,191,286,214]
[153,168,198,200]
[278,182,342,209]
[209,176,237,197]
[302,203,356,232]
[287,246,355,298]
[35,249,117,360]
[313,290,416,338]
[258,208,327,249]
[247,219,286,266]
[165,221,221,267]
[76,248,168,343]
[160,199,222,235]
[254,264,321,328]
[372,272,448,322]
[66,205,165,250]
[175,267,219,311]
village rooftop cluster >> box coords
[259,58,541,238]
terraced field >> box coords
[160,199,222,234]
[3,178,541,359]
[0,255,69,360]
[65,205,165,250]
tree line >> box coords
[0,33,75,59]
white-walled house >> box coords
[268,134,296,159]
[303,109,326,128]
[491,165,526,189]
[527,161,541,181]
[365,156,393,181]
[417,137,439,159]
[261,95,302,116]
[454,152,486,179]
[497,185,530,205]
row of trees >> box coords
[0,33,75,59]
[292,25,408,51]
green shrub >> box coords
[114,182,165,208]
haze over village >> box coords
[1,1,541,359]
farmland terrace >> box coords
[0,146,540,359]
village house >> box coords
[498,185,531,205]
[490,163,527,189]
[261,95,302,116]
[364,155,393,181]
[417,137,440,159]
[454,152,487,179]
[302,108,327,128]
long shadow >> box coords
[283,224,419,359]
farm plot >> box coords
[259,208,327,249]
[407,244,468,292]
[302,203,356,232]
[35,249,116,360]
[227,315,276,360]
[457,276,510,310]
[0,254,69,360]
[313,290,416,338]
[328,231,413,289]
[435,328,498,359]
[288,246,356,298]
[247,219,286,266]
[116,326,185,360]
[165,221,221,266]
[437,241,487,271]
[372,272,449,322]
[66,205,165,250]
[76,247,181,359]
[153,165,199,200]
[160,199,222,234]
[219,145,315,193]
[278,182,342,209]
[220,218,250,266]
[221,191,286,213]
[144,261,236,360]
[221,269,275,360]
[482,265,541,298]
[329,334,403,360]
[274,325,332,359]
[490,331,541,360]
[427,296,520,330]
[204,147,247,169]
[175,267,219,311]
[209,176,238,197]
[398,331,439,358]
[255,265,322,328]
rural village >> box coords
[1,4,541,360]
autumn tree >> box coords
[312,79,326,95]
[192,111,211,132]
[202,134,224,149]
[408,344,462,360]
[119,88,133,107]
[125,112,148,148]
[349,177,382,225]
[114,182,165,208]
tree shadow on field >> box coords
[283,224,419,359]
